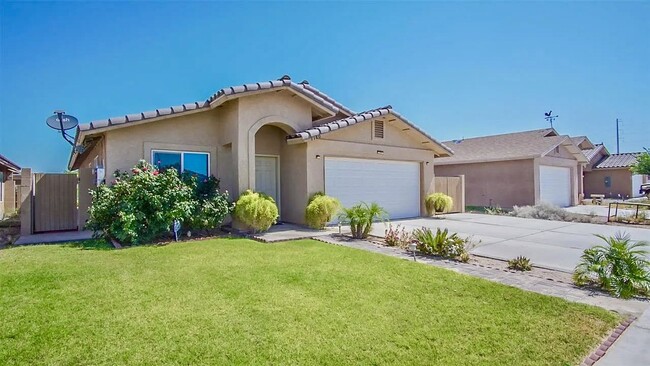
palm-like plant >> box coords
[338,202,388,239]
[573,232,650,299]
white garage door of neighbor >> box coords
[324,157,420,220]
[632,175,644,197]
[539,165,572,207]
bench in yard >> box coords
[590,194,605,205]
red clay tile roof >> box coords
[287,105,454,156]
[78,75,353,132]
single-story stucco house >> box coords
[0,154,21,219]
[579,141,648,199]
[68,75,453,225]
[434,128,588,208]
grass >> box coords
[0,238,619,365]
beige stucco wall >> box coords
[307,119,437,218]
[584,168,636,199]
[85,88,443,225]
[435,159,536,208]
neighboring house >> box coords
[434,128,588,208]
[0,154,21,219]
[68,75,453,224]
[583,151,648,199]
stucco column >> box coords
[19,168,33,236]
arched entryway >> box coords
[250,122,307,223]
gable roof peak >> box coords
[278,74,292,81]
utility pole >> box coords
[616,118,620,154]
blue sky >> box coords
[1,1,648,172]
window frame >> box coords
[151,149,211,177]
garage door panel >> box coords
[325,158,420,220]
[539,165,571,207]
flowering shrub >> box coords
[233,190,278,232]
[384,224,411,249]
[181,174,234,231]
[86,160,232,245]
[305,192,340,229]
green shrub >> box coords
[384,224,411,249]
[412,227,469,261]
[425,193,453,215]
[508,256,532,271]
[573,233,650,299]
[233,190,279,232]
[87,160,197,245]
[305,193,340,229]
[87,161,233,245]
[181,174,234,231]
[338,202,388,239]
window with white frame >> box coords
[152,150,210,179]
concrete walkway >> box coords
[372,214,650,273]
[252,223,337,242]
[14,230,94,245]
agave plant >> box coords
[338,202,388,239]
[573,232,650,299]
[411,227,468,259]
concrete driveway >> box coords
[372,214,650,272]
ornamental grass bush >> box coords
[425,193,453,216]
[305,193,341,229]
[86,160,232,245]
[233,190,279,232]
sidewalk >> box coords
[14,230,94,245]
[597,307,650,365]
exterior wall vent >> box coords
[374,120,385,139]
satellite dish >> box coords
[46,110,78,146]
[46,113,78,130]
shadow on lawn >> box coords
[62,239,115,251]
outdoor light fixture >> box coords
[316,155,321,159]
[376,150,384,155]
[409,242,417,261]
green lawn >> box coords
[1,238,619,365]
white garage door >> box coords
[539,165,572,207]
[325,157,420,220]
[632,175,644,197]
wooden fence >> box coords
[434,175,466,213]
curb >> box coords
[580,316,637,366]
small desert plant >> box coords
[338,202,388,239]
[411,227,468,260]
[233,190,279,233]
[507,256,532,271]
[485,205,507,215]
[384,224,411,249]
[425,193,453,215]
[305,193,340,229]
[573,232,650,299]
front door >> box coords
[255,155,279,209]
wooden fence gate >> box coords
[435,175,466,213]
[33,173,78,232]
